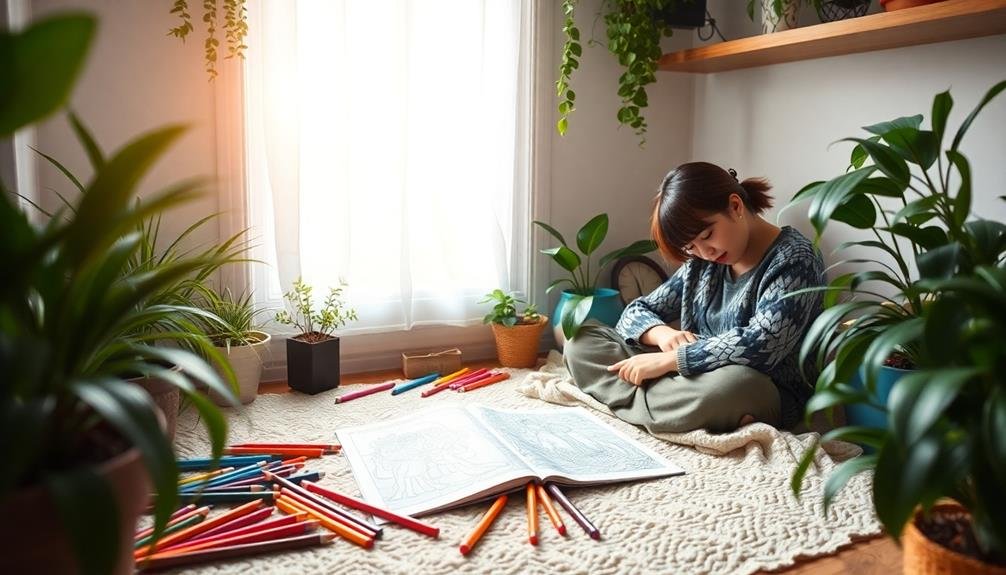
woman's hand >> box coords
[607,352,678,386]
[641,325,698,353]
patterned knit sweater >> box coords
[615,226,825,428]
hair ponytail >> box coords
[739,177,773,213]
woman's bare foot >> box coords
[738,414,755,427]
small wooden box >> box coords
[402,348,462,379]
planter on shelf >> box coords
[210,331,271,406]
[761,0,800,33]
[880,0,945,11]
[287,333,342,395]
[552,288,624,350]
[491,316,549,368]
[0,448,149,574]
[903,502,1006,575]
[816,0,872,22]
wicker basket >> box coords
[903,502,1006,575]
[490,316,548,368]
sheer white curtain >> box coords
[244,0,533,336]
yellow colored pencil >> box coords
[178,467,234,486]
[432,367,470,388]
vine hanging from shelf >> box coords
[168,0,248,80]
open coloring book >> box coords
[336,405,685,519]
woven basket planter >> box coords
[490,316,548,368]
[903,502,1006,575]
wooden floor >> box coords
[260,359,903,574]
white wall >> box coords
[31,0,219,247]
[690,2,1006,268]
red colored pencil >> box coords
[448,370,494,390]
[224,447,324,458]
[230,442,341,453]
[134,505,208,541]
[169,507,274,546]
[301,480,440,538]
[134,499,267,558]
[334,382,395,404]
[178,513,306,549]
[458,372,511,393]
[136,533,335,571]
[155,517,316,556]
[420,382,453,397]
[437,368,487,388]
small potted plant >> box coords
[534,213,656,345]
[275,278,358,395]
[480,289,548,368]
[196,286,270,405]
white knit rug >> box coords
[171,352,881,575]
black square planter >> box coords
[286,336,341,395]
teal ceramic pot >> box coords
[552,288,623,349]
[845,364,912,451]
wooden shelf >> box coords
[658,0,1006,73]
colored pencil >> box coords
[177,455,276,471]
[440,367,486,386]
[545,483,600,540]
[177,491,276,504]
[150,520,318,558]
[160,516,312,556]
[134,505,204,541]
[420,381,454,398]
[190,460,290,491]
[198,484,270,494]
[266,471,383,537]
[224,446,325,458]
[390,373,440,395]
[178,467,234,486]
[536,484,567,535]
[276,498,374,549]
[302,480,440,538]
[458,372,511,393]
[447,369,491,390]
[135,532,335,571]
[230,442,341,453]
[134,514,206,549]
[278,488,379,540]
[430,367,470,387]
[180,461,270,492]
[214,467,309,489]
[526,483,539,545]
[186,512,306,546]
[449,370,496,390]
[135,499,266,558]
[177,507,275,545]
[459,494,508,556]
[335,382,395,404]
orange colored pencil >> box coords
[134,499,266,559]
[279,456,308,466]
[146,520,319,558]
[536,484,567,536]
[458,372,511,393]
[278,488,379,539]
[276,497,374,549]
[231,443,341,453]
[134,506,210,541]
[431,367,471,387]
[224,447,325,458]
[460,494,507,556]
[526,483,539,545]
[135,532,335,571]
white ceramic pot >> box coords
[210,331,271,406]
[762,0,799,33]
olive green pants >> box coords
[563,321,781,434]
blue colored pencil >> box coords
[391,373,440,395]
[177,455,276,471]
[180,461,269,492]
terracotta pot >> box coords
[903,502,1006,575]
[210,331,271,406]
[491,316,548,368]
[131,368,181,442]
[880,0,945,11]
[0,447,150,574]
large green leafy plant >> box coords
[534,213,656,338]
[0,14,235,574]
[558,0,680,145]
[787,80,1006,562]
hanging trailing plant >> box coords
[168,0,247,80]
[558,0,679,146]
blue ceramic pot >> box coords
[552,288,623,349]
[844,364,912,451]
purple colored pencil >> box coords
[335,382,395,404]
[545,483,601,540]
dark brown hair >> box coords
[650,162,773,263]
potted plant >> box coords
[480,289,548,368]
[747,0,802,32]
[275,278,358,395]
[533,213,656,345]
[0,13,234,574]
[195,286,270,405]
[557,0,681,145]
[789,80,1006,574]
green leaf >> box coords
[950,79,1006,153]
[0,14,96,135]
[863,318,925,389]
[790,437,820,499]
[931,89,952,146]
[546,278,574,294]
[884,223,947,251]
[561,294,594,339]
[863,114,923,137]
[557,117,568,135]
[849,136,881,170]
[838,138,909,188]
[68,110,105,169]
[856,177,908,198]
[830,193,876,229]
[888,368,976,446]
[542,245,582,273]
[892,195,940,226]
[824,454,878,511]
[46,467,120,575]
[30,145,85,195]
[808,166,876,237]
[883,127,938,170]
[533,220,568,247]
[945,150,971,229]
[964,220,1006,266]
[598,239,657,270]
[576,213,609,256]
[917,243,963,280]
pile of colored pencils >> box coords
[459,482,600,556]
[333,368,512,404]
[134,442,440,569]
